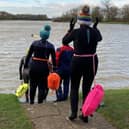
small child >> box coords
[55,45,74,102]
[19,54,30,102]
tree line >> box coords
[1,0,129,23]
[53,0,129,23]
[92,0,129,23]
[0,11,50,20]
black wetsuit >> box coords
[62,25,102,116]
[19,56,29,102]
[24,39,56,104]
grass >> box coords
[98,89,129,129]
[0,94,33,129]
[0,89,129,129]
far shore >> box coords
[0,19,129,25]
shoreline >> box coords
[0,19,129,25]
[0,87,129,94]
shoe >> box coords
[61,98,67,101]
[68,113,77,121]
[38,100,43,104]
[38,102,43,104]
[30,101,34,104]
[26,98,29,103]
[62,97,68,101]
[79,115,88,123]
[53,99,62,103]
[90,114,94,117]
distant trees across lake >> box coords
[53,0,129,23]
[0,11,50,20]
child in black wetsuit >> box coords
[19,54,29,102]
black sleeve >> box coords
[24,45,33,68]
[62,30,75,45]
[94,28,102,42]
[19,57,24,80]
[51,46,56,69]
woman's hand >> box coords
[68,17,77,32]
[93,17,99,29]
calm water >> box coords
[0,20,129,94]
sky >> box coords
[0,0,129,18]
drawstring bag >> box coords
[82,83,104,116]
[15,83,29,97]
[47,72,60,90]
[82,54,104,117]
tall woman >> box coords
[24,25,56,104]
[62,5,102,122]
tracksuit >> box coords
[55,45,74,101]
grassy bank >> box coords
[98,89,129,129]
[0,94,33,129]
[0,89,129,129]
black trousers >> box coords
[23,69,29,102]
[70,55,98,114]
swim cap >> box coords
[40,24,51,40]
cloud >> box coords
[0,0,99,7]
[0,2,82,17]
[0,0,37,7]
[0,0,129,17]
[0,1,25,7]
[112,0,129,6]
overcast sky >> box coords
[0,0,129,17]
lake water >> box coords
[0,20,129,94]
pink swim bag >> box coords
[82,83,104,117]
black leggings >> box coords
[29,76,48,103]
[70,55,98,114]
[29,61,49,103]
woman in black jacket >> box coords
[62,5,102,122]
[24,25,56,104]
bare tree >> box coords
[64,8,78,17]
[101,0,112,21]
[121,4,129,22]
[92,6,104,21]
[109,6,118,21]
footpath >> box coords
[22,100,117,129]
